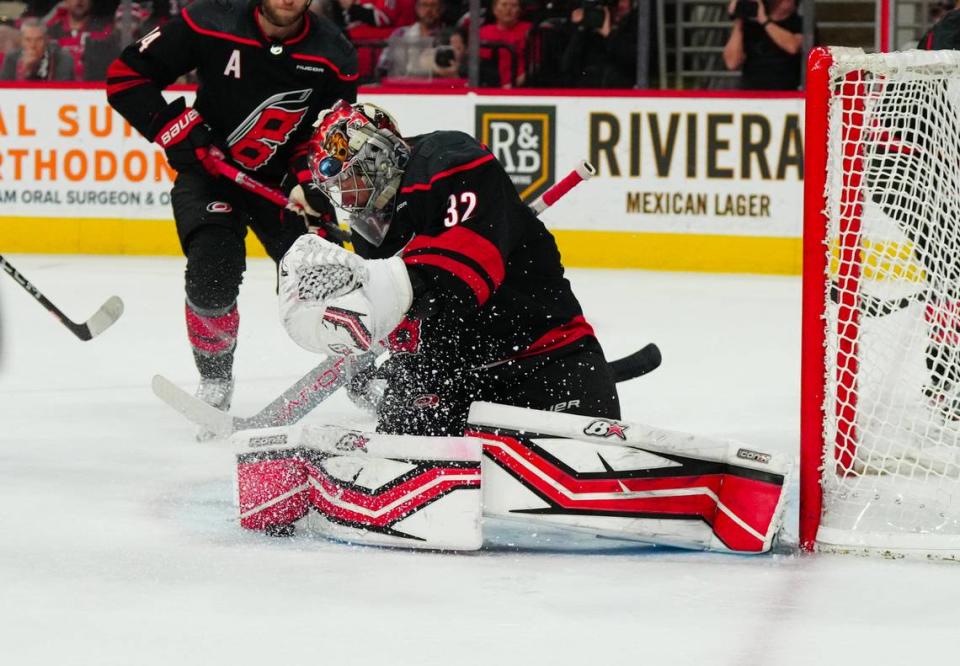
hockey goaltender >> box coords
[227,99,792,554]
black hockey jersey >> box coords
[919,9,960,49]
[107,0,358,184]
[354,131,596,369]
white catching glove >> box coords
[279,234,413,355]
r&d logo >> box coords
[475,105,555,202]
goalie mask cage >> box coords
[801,47,960,559]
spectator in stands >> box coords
[0,17,74,79]
[0,17,16,71]
[0,18,21,71]
[46,0,114,80]
[377,0,460,79]
[479,0,532,87]
[324,0,415,81]
[326,0,417,30]
[928,0,959,26]
[81,1,148,80]
[22,0,58,19]
[559,0,640,88]
[722,0,802,90]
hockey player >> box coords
[106,0,358,428]
[279,100,621,436]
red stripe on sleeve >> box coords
[106,78,151,96]
[514,315,596,359]
[400,153,496,193]
[403,226,505,288]
[403,254,491,306]
[106,59,143,80]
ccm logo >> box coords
[247,434,288,448]
[206,202,232,213]
[736,448,772,464]
[158,108,199,147]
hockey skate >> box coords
[194,377,234,441]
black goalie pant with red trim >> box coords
[376,337,621,437]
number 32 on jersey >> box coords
[444,192,478,227]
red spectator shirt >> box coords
[478,21,531,87]
[45,7,113,80]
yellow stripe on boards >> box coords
[553,230,802,275]
[0,217,804,274]
[0,216,270,257]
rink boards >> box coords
[0,84,804,274]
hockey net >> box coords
[801,47,960,558]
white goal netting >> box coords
[817,48,960,557]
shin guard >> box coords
[185,300,238,379]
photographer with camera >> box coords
[559,0,643,88]
[722,0,803,90]
[376,0,462,80]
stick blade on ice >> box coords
[83,295,125,339]
[151,374,234,439]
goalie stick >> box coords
[0,254,124,341]
[151,343,662,439]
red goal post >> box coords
[801,46,960,559]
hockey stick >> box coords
[0,254,124,341]
[151,343,662,439]
[210,155,598,242]
[829,281,929,318]
[527,160,597,214]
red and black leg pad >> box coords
[236,448,310,532]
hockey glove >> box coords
[150,97,218,176]
[287,181,347,242]
[279,234,412,356]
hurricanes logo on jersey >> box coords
[226,89,312,170]
[475,105,555,202]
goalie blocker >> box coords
[234,403,789,553]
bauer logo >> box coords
[475,105,555,202]
[736,448,772,464]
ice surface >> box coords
[1,255,959,666]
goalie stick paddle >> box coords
[610,342,661,383]
[151,343,662,439]
[0,255,124,341]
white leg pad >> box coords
[466,402,791,554]
[233,425,483,550]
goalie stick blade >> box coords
[78,295,125,340]
[151,374,236,439]
[609,343,661,383]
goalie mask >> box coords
[308,101,409,246]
